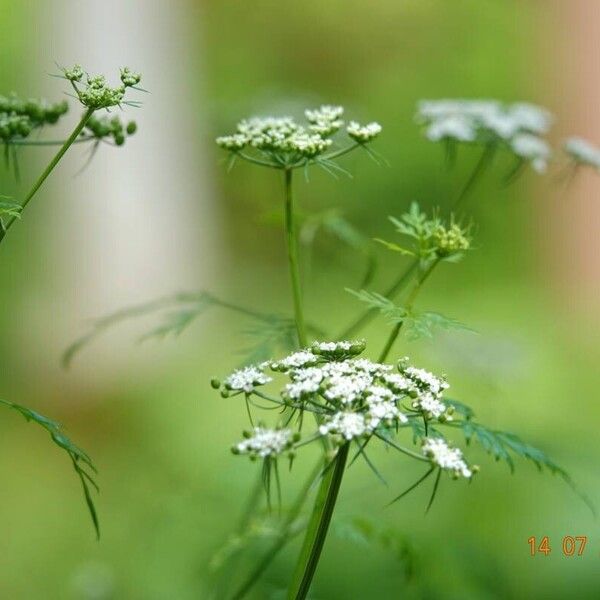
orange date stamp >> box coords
[528,536,587,557]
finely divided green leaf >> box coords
[453,419,595,514]
[0,398,99,537]
[402,311,475,341]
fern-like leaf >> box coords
[403,311,474,341]
[63,291,307,368]
[0,398,99,537]
[452,420,595,514]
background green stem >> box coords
[284,168,308,347]
[337,258,419,340]
[453,143,495,211]
[230,460,322,600]
[378,257,441,362]
[1,108,95,240]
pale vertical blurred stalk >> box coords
[551,0,600,311]
[37,0,217,384]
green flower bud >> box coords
[126,121,137,135]
[64,65,84,82]
[210,378,221,389]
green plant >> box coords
[67,99,596,594]
[0,65,143,538]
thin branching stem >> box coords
[453,143,496,211]
[229,460,323,600]
[378,257,441,362]
[337,258,419,340]
[374,432,430,462]
[2,135,96,147]
[1,107,95,240]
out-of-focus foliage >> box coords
[0,1,598,600]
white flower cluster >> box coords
[416,99,553,171]
[305,105,344,136]
[422,437,472,478]
[219,343,456,459]
[271,350,319,371]
[319,412,369,440]
[310,339,366,359]
[564,137,600,169]
[224,365,272,393]
[346,121,383,143]
[217,105,381,163]
[234,427,294,458]
[385,361,451,419]
[511,134,551,173]
[217,116,332,158]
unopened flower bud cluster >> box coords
[63,64,142,110]
[432,222,471,257]
[0,94,68,142]
[216,105,382,165]
[84,114,137,146]
[388,203,471,261]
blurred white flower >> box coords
[416,99,553,169]
[425,115,476,142]
[511,133,551,172]
[564,136,600,169]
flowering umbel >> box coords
[212,341,469,485]
[216,104,382,169]
[416,99,553,172]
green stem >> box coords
[284,168,308,347]
[1,108,95,239]
[337,258,419,340]
[453,143,496,211]
[230,460,322,600]
[378,257,441,363]
[2,135,95,147]
[287,444,350,600]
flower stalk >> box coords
[378,256,441,362]
[1,107,94,240]
[284,168,308,347]
[287,443,350,600]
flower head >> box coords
[233,427,295,459]
[61,65,142,110]
[346,121,382,143]
[216,105,381,167]
[319,411,369,441]
[510,134,551,172]
[224,365,272,393]
[422,437,473,478]
[416,99,553,172]
[564,137,600,170]
[0,94,68,142]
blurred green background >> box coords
[1,1,599,598]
